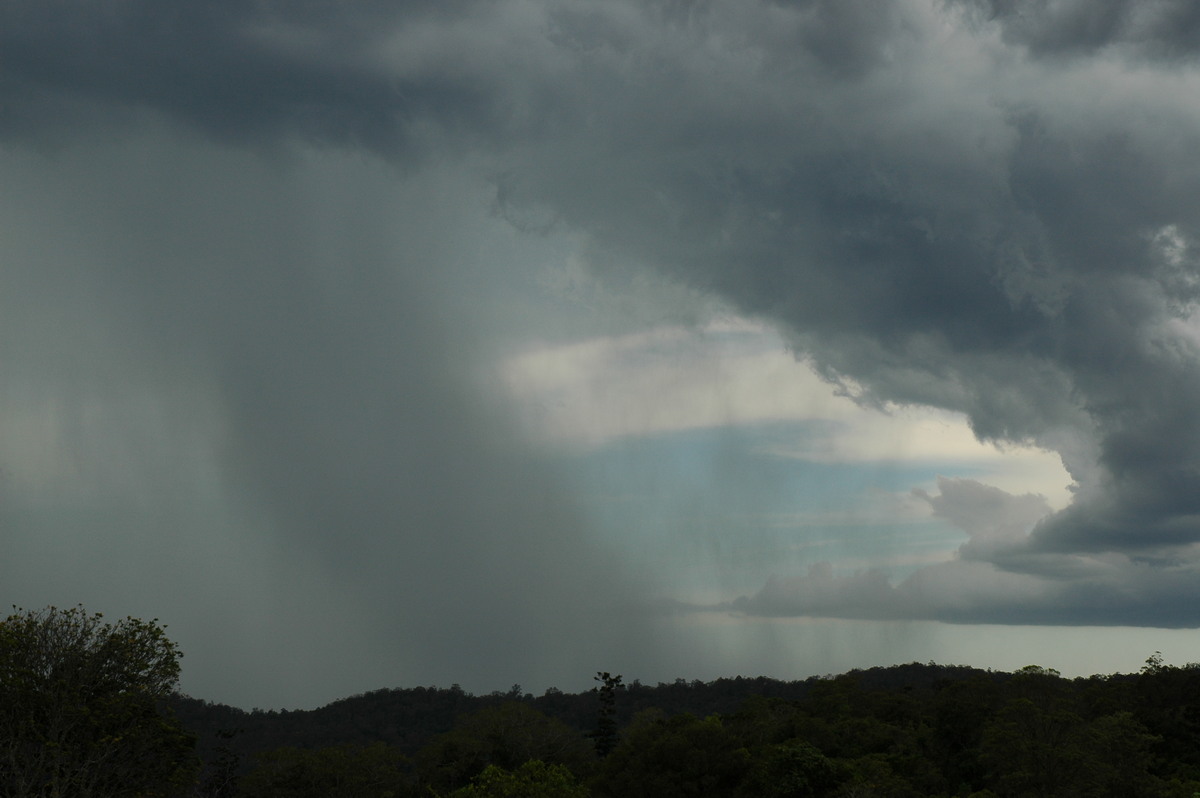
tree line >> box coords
[6,605,1200,796]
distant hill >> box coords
[168,662,1000,768]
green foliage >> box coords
[594,711,752,797]
[1082,710,1161,797]
[980,698,1161,798]
[416,702,594,794]
[835,752,924,798]
[448,760,588,798]
[237,742,411,798]
[0,605,197,797]
[980,696,1090,797]
[737,739,840,798]
[930,673,1001,787]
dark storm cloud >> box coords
[466,3,1200,585]
[957,0,1200,60]
[1,0,490,153]
[8,0,1200,642]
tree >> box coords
[448,760,588,798]
[980,697,1089,797]
[594,711,752,797]
[737,740,841,798]
[198,727,243,798]
[1081,711,1161,798]
[589,672,623,758]
[237,742,411,798]
[415,703,593,793]
[0,605,198,797]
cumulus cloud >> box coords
[917,478,1054,561]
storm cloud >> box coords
[7,0,1200,703]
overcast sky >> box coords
[7,0,1200,709]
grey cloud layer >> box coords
[732,478,1200,628]
[7,0,1200,640]
[958,0,1200,60]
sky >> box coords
[6,0,1200,710]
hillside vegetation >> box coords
[173,656,1200,797]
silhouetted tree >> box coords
[589,672,622,758]
[0,605,197,797]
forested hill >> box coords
[170,659,1200,796]
[169,662,993,762]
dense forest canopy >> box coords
[172,657,1200,797]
